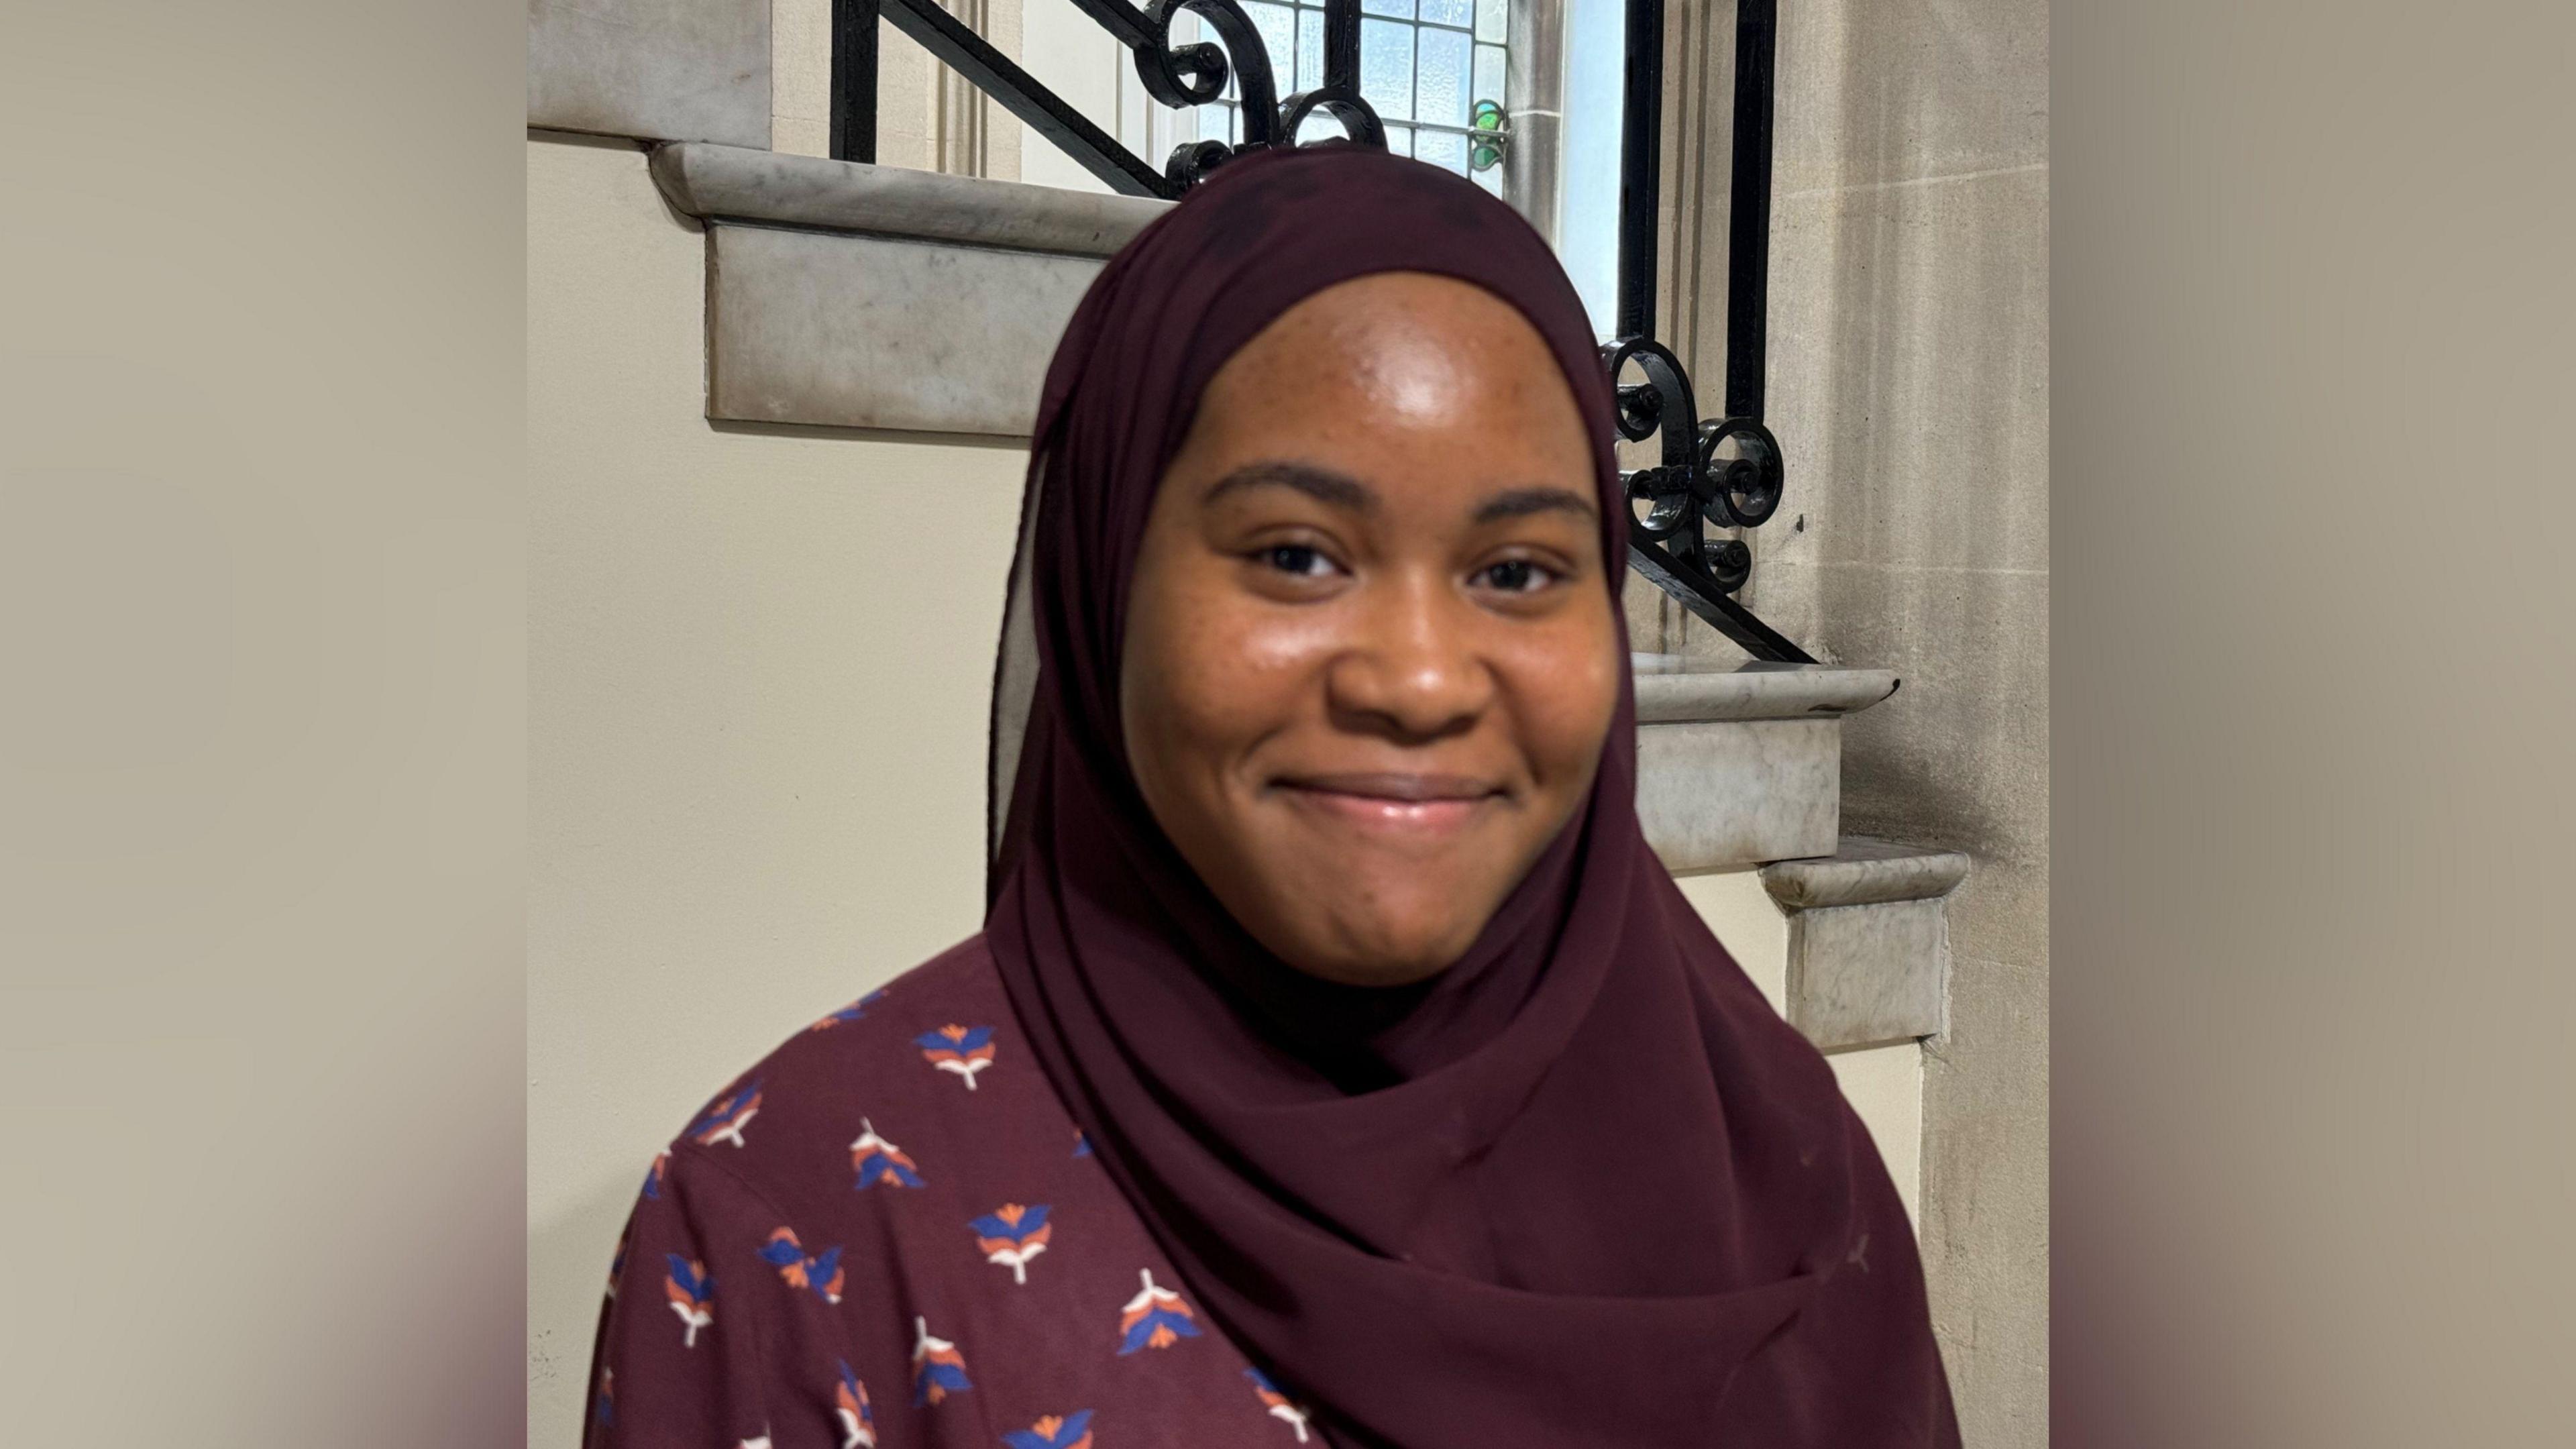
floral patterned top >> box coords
[582,936,1318,1449]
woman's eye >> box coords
[1477,558,1556,593]
[1261,544,1334,578]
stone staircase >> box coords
[1631,655,1962,1051]
[649,143,1161,434]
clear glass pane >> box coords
[1195,101,1229,142]
[1474,0,1505,44]
[1416,129,1470,174]
[1419,0,1474,25]
[1362,0,1414,16]
[1384,123,1415,157]
[1473,164,1503,196]
[1245,3,1297,101]
[1415,26,1470,127]
[1474,42,1506,109]
[1297,7,1324,91]
[1360,17,1415,121]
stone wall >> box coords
[1635,1,2050,1441]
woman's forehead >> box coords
[1199,277,1583,429]
[1228,272,1547,361]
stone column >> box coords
[1505,0,1570,244]
[1656,2,2054,1442]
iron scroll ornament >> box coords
[1604,336,1810,662]
[1133,0,1280,189]
[1134,0,1389,190]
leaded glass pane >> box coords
[1415,129,1469,174]
[1474,42,1505,109]
[1245,3,1297,97]
[1360,17,1415,121]
[1196,101,1230,143]
[1415,26,1471,127]
[1297,6,1325,91]
[1419,0,1474,27]
[1473,0,1505,44]
[1384,123,1415,157]
[1473,165,1503,196]
[1361,0,1414,17]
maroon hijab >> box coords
[985,146,1955,1448]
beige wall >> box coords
[525,133,1030,1445]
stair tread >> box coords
[651,143,1171,258]
[1762,836,1970,910]
[1633,659,1900,723]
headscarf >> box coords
[984,144,1955,1449]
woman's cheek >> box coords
[1217,610,1335,706]
[1163,610,1299,759]
[1501,631,1618,781]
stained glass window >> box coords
[1176,0,1511,196]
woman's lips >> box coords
[1272,773,1503,834]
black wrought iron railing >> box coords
[831,0,1812,663]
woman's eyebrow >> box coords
[1200,461,1377,512]
[1472,486,1599,523]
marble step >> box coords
[1762,837,1968,1050]
[1631,657,1900,873]
[647,144,1172,436]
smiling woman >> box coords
[583,146,1955,1449]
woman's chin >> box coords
[1281,908,1485,987]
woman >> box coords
[583,146,1955,1449]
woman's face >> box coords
[1120,272,1621,987]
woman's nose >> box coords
[1323,576,1494,743]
